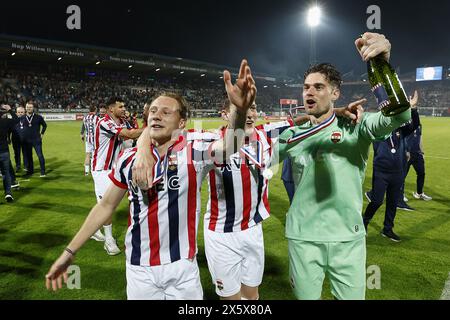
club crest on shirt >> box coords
[331,131,342,144]
[168,154,178,171]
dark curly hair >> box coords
[304,63,342,89]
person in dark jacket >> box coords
[20,101,47,177]
[11,106,26,172]
[0,104,19,201]
[404,92,432,201]
[363,106,420,242]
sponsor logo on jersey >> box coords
[168,175,180,190]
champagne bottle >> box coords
[367,56,410,117]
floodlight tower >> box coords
[307,5,322,65]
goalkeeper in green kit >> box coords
[271,33,412,300]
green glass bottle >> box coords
[367,57,410,117]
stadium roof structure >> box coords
[0,34,294,84]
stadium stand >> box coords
[1,35,449,117]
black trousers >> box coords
[0,151,12,195]
[23,139,46,175]
[364,169,403,231]
[11,134,26,170]
[407,153,425,194]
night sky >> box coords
[1,0,449,78]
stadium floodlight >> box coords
[307,6,321,27]
[307,5,322,65]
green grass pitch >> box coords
[0,116,449,300]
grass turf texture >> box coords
[0,117,449,300]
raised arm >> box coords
[355,32,411,140]
[355,32,391,63]
[1,104,19,123]
[211,59,257,163]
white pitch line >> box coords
[440,272,450,300]
[425,156,450,160]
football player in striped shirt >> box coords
[89,97,144,255]
[45,60,257,299]
[81,105,100,176]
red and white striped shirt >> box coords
[83,113,100,145]
[91,114,127,171]
[109,135,215,267]
[204,121,293,233]
[205,120,294,233]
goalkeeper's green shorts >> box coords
[288,237,366,300]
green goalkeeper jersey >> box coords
[275,110,411,242]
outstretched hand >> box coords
[45,251,74,291]
[335,98,366,125]
[355,32,391,62]
[223,59,257,113]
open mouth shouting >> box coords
[305,99,317,109]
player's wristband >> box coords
[65,247,76,256]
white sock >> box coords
[85,165,90,174]
[104,224,113,241]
